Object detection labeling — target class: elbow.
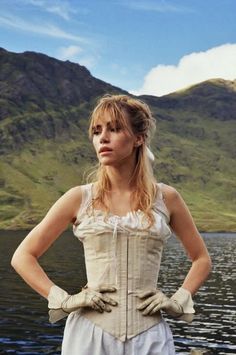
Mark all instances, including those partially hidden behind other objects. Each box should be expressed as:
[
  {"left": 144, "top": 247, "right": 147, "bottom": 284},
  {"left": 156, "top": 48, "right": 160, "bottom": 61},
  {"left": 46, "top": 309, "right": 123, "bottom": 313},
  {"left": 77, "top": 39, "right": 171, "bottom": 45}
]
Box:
[
  {"left": 192, "top": 252, "right": 212, "bottom": 278},
  {"left": 11, "top": 249, "right": 29, "bottom": 271},
  {"left": 11, "top": 248, "right": 37, "bottom": 271},
  {"left": 202, "top": 253, "right": 212, "bottom": 279},
  {"left": 11, "top": 251, "right": 21, "bottom": 270}
]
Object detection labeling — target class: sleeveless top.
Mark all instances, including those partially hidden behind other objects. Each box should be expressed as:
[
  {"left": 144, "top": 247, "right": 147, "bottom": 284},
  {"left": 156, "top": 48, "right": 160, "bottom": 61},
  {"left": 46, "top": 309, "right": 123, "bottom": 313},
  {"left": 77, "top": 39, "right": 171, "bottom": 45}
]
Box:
[{"left": 72, "top": 182, "right": 172, "bottom": 342}]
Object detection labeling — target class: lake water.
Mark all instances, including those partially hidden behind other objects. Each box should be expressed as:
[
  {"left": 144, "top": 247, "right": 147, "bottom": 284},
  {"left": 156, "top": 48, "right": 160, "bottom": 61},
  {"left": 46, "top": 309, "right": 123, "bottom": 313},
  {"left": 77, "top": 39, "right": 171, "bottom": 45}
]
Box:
[{"left": 0, "top": 231, "right": 235, "bottom": 355}]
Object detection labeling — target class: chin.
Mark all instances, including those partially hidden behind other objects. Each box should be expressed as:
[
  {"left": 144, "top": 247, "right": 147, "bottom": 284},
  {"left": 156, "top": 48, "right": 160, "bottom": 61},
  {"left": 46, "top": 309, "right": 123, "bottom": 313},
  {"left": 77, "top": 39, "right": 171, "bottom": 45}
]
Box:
[{"left": 99, "top": 158, "right": 114, "bottom": 166}]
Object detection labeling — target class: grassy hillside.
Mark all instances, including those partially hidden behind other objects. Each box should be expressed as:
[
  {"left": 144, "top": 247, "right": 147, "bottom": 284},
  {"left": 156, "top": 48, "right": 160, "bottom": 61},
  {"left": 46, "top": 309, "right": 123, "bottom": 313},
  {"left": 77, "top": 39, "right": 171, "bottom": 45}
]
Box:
[{"left": 0, "top": 49, "right": 235, "bottom": 231}]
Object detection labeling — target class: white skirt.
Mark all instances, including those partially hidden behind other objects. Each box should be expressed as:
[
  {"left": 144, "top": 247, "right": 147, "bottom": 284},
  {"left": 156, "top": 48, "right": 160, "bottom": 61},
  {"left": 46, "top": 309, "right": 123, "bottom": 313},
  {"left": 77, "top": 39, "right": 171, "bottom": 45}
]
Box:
[{"left": 62, "top": 312, "right": 176, "bottom": 355}]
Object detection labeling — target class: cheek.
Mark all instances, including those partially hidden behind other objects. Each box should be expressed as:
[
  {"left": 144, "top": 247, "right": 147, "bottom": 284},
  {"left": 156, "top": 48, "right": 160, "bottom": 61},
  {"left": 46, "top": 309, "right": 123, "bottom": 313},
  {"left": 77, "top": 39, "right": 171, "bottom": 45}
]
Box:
[
  {"left": 119, "top": 134, "right": 134, "bottom": 149},
  {"left": 116, "top": 141, "right": 134, "bottom": 157},
  {"left": 92, "top": 138, "right": 99, "bottom": 152}
]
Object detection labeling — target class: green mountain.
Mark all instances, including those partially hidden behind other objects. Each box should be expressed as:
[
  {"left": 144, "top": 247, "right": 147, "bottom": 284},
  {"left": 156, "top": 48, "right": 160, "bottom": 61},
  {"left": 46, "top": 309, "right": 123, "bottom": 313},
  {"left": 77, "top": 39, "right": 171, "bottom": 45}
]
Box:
[{"left": 0, "top": 48, "right": 235, "bottom": 231}]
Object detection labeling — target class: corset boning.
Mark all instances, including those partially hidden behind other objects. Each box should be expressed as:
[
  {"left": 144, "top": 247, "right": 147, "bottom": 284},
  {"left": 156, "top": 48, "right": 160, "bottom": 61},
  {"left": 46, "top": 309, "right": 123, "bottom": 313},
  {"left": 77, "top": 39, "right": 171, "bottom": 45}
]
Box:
[{"left": 73, "top": 209, "right": 172, "bottom": 341}]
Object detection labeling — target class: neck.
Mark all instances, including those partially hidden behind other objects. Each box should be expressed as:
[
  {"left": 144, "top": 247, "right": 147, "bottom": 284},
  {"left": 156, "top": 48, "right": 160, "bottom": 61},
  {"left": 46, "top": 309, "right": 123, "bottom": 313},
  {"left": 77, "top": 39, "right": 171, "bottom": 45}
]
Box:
[{"left": 104, "top": 157, "right": 137, "bottom": 193}]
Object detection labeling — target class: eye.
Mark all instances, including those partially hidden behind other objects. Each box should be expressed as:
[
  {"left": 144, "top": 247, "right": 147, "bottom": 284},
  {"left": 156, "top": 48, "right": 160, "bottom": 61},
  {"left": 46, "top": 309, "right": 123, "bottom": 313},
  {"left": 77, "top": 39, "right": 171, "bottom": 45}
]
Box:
[
  {"left": 92, "top": 126, "right": 101, "bottom": 135},
  {"left": 110, "top": 125, "right": 122, "bottom": 132}
]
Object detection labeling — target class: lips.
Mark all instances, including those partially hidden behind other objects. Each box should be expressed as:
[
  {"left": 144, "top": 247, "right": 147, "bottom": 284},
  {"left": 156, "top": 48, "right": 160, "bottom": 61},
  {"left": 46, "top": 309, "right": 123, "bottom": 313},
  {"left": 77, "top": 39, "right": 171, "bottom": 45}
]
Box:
[{"left": 99, "top": 146, "right": 113, "bottom": 153}]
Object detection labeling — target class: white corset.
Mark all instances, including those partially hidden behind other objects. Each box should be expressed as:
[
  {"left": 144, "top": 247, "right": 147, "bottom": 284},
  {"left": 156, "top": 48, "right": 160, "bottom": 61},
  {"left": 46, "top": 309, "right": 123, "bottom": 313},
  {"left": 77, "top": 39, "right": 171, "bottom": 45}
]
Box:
[{"left": 72, "top": 183, "right": 172, "bottom": 341}]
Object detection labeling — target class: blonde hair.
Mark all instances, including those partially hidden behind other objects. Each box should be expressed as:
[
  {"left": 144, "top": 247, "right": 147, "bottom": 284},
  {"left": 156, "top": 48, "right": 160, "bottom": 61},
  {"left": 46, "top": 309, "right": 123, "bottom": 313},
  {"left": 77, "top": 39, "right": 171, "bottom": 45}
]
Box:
[{"left": 87, "top": 94, "right": 158, "bottom": 227}]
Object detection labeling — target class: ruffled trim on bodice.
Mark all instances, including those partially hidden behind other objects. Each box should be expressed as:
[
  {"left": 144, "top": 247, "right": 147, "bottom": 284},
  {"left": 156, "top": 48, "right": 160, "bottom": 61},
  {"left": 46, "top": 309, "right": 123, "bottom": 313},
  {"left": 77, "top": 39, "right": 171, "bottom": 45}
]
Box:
[{"left": 73, "top": 182, "right": 172, "bottom": 242}]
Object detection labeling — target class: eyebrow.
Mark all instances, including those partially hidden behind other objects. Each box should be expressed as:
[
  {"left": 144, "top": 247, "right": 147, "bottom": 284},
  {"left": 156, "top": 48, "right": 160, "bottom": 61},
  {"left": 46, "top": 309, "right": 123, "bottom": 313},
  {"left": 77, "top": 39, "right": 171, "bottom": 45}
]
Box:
[{"left": 92, "top": 121, "right": 115, "bottom": 129}]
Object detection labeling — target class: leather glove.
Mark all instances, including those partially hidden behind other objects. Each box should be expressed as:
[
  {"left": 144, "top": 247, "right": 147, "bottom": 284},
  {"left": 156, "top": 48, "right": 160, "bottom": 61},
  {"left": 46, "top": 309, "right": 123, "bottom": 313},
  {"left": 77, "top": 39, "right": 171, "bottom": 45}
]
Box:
[
  {"left": 137, "top": 287, "right": 195, "bottom": 322},
  {"left": 48, "top": 284, "right": 118, "bottom": 324}
]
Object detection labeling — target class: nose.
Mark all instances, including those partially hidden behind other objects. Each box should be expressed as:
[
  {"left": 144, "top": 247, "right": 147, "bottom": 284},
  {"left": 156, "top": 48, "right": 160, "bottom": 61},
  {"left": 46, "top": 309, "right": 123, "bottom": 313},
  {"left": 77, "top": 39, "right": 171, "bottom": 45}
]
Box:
[{"left": 99, "top": 128, "right": 110, "bottom": 143}]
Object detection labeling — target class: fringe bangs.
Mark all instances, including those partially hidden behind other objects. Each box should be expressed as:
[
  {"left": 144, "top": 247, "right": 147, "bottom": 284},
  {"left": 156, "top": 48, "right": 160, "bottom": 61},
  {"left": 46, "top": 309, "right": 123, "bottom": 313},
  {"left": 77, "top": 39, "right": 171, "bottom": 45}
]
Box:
[{"left": 88, "top": 100, "right": 133, "bottom": 140}]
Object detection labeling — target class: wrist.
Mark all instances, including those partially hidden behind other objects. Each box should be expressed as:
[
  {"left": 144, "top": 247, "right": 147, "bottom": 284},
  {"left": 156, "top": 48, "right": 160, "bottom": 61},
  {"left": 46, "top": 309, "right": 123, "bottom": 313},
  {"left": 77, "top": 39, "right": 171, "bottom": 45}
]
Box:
[
  {"left": 170, "top": 287, "right": 195, "bottom": 322},
  {"left": 47, "top": 285, "right": 72, "bottom": 324},
  {"left": 47, "top": 285, "right": 69, "bottom": 309}
]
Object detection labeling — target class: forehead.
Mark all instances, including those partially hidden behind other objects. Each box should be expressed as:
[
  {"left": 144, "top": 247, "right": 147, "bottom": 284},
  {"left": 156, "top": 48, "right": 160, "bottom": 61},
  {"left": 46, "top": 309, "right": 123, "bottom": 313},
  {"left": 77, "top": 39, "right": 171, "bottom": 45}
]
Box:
[
  {"left": 89, "top": 103, "right": 134, "bottom": 138},
  {"left": 92, "top": 108, "right": 124, "bottom": 125},
  {"left": 91, "top": 110, "right": 132, "bottom": 131},
  {"left": 92, "top": 115, "right": 117, "bottom": 128}
]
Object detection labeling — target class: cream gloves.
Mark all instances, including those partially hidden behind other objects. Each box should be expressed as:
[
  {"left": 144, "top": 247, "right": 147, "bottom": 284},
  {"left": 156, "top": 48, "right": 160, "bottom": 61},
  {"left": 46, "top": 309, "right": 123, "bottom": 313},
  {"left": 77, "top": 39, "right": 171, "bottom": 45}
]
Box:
[
  {"left": 48, "top": 285, "right": 194, "bottom": 323},
  {"left": 137, "top": 287, "right": 195, "bottom": 322},
  {"left": 47, "top": 284, "right": 118, "bottom": 324}
]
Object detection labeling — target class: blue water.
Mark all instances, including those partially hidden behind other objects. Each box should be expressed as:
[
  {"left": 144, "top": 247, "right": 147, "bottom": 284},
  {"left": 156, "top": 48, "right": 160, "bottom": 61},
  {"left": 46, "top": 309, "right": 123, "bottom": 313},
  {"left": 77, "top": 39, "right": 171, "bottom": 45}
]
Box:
[{"left": 0, "top": 231, "right": 235, "bottom": 354}]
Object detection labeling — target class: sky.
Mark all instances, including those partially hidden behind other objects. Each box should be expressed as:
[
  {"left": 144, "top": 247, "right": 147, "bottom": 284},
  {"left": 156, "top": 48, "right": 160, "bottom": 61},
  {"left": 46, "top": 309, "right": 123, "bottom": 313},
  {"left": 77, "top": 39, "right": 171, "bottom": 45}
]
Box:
[{"left": 0, "top": 0, "right": 236, "bottom": 96}]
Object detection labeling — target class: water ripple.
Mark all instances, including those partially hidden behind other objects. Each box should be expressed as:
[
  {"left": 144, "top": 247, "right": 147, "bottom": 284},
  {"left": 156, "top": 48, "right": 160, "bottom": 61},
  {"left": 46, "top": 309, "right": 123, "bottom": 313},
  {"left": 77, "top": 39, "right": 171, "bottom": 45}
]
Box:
[{"left": 1, "top": 231, "right": 235, "bottom": 354}]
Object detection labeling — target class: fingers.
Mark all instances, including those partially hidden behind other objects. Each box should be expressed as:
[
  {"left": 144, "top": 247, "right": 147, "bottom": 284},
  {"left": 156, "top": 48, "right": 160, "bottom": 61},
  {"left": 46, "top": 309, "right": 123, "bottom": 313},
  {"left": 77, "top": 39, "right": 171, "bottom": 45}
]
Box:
[
  {"left": 139, "top": 300, "right": 163, "bottom": 316},
  {"left": 141, "top": 301, "right": 159, "bottom": 315},
  {"left": 149, "top": 300, "right": 171, "bottom": 315},
  {"left": 91, "top": 295, "right": 106, "bottom": 313},
  {"left": 137, "top": 291, "right": 170, "bottom": 315},
  {"left": 104, "top": 304, "right": 112, "bottom": 312},
  {"left": 146, "top": 299, "right": 183, "bottom": 316},
  {"left": 91, "top": 302, "right": 104, "bottom": 313},
  {"left": 90, "top": 285, "right": 118, "bottom": 310},
  {"left": 97, "top": 285, "right": 117, "bottom": 293},
  {"left": 138, "top": 296, "right": 168, "bottom": 315},
  {"left": 137, "top": 290, "right": 156, "bottom": 299},
  {"left": 137, "top": 295, "right": 157, "bottom": 310},
  {"left": 100, "top": 294, "right": 118, "bottom": 307},
  {"left": 91, "top": 294, "right": 117, "bottom": 312}
]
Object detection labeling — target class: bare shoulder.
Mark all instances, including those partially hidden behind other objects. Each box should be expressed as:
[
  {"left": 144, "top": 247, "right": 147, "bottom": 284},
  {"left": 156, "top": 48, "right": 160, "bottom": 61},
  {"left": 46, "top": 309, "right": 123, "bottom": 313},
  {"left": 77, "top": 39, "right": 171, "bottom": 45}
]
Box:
[
  {"left": 160, "top": 183, "right": 179, "bottom": 201},
  {"left": 159, "top": 183, "right": 180, "bottom": 216},
  {"left": 40, "top": 185, "right": 83, "bottom": 226},
  {"left": 62, "top": 185, "right": 83, "bottom": 221},
  {"left": 68, "top": 185, "right": 83, "bottom": 197},
  {"left": 59, "top": 185, "right": 82, "bottom": 201}
]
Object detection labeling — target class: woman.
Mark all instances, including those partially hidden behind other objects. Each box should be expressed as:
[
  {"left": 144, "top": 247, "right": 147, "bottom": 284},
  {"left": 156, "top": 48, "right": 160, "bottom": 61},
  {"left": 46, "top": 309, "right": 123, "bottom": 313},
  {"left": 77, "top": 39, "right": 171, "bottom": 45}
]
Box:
[{"left": 11, "top": 94, "right": 212, "bottom": 355}]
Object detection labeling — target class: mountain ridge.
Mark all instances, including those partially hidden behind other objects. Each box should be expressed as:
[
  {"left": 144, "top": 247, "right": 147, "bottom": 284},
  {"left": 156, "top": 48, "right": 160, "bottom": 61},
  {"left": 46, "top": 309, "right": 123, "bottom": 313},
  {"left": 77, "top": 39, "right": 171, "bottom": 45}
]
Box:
[{"left": 0, "top": 48, "right": 235, "bottom": 231}]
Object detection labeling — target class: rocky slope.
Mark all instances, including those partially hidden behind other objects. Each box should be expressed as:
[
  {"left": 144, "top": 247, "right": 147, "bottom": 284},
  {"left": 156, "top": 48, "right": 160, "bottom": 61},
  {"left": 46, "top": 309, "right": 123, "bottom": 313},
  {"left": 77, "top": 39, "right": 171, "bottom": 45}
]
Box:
[{"left": 0, "top": 48, "right": 235, "bottom": 231}]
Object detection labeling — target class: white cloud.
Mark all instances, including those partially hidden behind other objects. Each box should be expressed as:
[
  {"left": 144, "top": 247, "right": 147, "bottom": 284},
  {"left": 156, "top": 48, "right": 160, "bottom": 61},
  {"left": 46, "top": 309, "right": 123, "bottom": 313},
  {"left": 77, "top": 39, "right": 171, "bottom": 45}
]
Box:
[
  {"left": 131, "top": 44, "right": 236, "bottom": 97},
  {"left": 58, "top": 45, "right": 83, "bottom": 60},
  {"left": 22, "top": 0, "right": 77, "bottom": 20},
  {"left": 57, "top": 46, "right": 96, "bottom": 69},
  {"left": 0, "top": 13, "right": 87, "bottom": 42}
]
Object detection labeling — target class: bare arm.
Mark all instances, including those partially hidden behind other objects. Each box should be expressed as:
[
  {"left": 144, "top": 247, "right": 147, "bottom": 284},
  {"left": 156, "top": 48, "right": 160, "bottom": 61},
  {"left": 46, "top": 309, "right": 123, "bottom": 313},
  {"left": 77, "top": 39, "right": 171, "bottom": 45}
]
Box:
[
  {"left": 11, "top": 186, "right": 82, "bottom": 299},
  {"left": 163, "top": 185, "right": 212, "bottom": 296}
]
